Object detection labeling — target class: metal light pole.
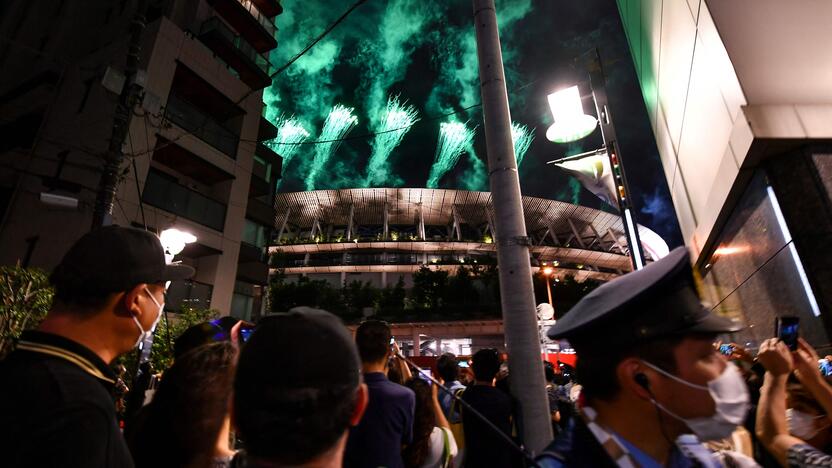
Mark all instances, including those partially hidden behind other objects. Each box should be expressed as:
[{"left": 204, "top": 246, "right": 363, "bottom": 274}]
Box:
[
  {"left": 473, "top": 0, "right": 553, "bottom": 454},
  {"left": 584, "top": 49, "right": 646, "bottom": 270}
]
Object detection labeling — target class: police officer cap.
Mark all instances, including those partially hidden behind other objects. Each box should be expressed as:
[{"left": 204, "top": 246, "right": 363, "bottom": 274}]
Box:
[{"left": 546, "top": 247, "right": 741, "bottom": 352}]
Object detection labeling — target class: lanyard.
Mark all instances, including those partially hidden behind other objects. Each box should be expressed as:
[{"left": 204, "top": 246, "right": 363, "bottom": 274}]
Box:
[{"left": 16, "top": 341, "right": 115, "bottom": 384}]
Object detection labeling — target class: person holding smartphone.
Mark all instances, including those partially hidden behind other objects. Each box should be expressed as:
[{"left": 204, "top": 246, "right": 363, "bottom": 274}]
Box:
[{"left": 757, "top": 337, "right": 832, "bottom": 466}]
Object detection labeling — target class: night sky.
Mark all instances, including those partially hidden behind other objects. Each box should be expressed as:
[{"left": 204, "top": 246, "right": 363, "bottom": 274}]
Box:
[{"left": 265, "top": 0, "right": 683, "bottom": 247}]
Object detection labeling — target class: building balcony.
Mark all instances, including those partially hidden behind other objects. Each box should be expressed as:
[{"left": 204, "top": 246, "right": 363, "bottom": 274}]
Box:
[
  {"left": 239, "top": 241, "right": 267, "bottom": 263},
  {"left": 142, "top": 169, "right": 227, "bottom": 232},
  {"left": 237, "top": 258, "right": 270, "bottom": 285},
  {"left": 165, "top": 93, "right": 239, "bottom": 158},
  {"left": 258, "top": 115, "right": 277, "bottom": 141},
  {"left": 198, "top": 17, "right": 272, "bottom": 90},
  {"left": 250, "top": 0, "right": 282, "bottom": 18},
  {"left": 165, "top": 279, "right": 214, "bottom": 312},
  {"left": 209, "top": 0, "right": 278, "bottom": 53},
  {"left": 246, "top": 195, "right": 276, "bottom": 227}
]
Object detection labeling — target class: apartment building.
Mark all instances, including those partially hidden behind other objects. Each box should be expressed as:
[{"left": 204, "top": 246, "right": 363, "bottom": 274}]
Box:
[{"left": 0, "top": 0, "right": 283, "bottom": 319}]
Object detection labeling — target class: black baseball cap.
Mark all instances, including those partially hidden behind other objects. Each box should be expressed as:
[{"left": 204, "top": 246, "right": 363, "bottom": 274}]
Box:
[
  {"left": 547, "top": 247, "right": 741, "bottom": 353},
  {"left": 50, "top": 226, "right": 194, "bottom": 295},
  {"left": 236, "top": 307, "right": 361, "bottom": 395}
]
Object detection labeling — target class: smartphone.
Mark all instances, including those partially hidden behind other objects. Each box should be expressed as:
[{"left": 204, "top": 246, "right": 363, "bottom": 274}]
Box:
[
  {"left": 719, "top": 344, "right": 735, "bottom": 356},
  {"left": 239, "top": 327, "right": 254, "bottom": 343},
  {"left": 776, "top": 316, "right": 800, "bottom": 351},
  {"left": 458, "top": 361, "right": 469, "bottom": 368},
  {"left": 819, "top": 359, "right": 832, "bottom": 377}
]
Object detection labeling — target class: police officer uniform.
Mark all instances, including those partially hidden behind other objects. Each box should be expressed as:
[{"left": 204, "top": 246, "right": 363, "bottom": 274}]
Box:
[{"left": 535, "top": 247, "right": 758, "bottom": 468}]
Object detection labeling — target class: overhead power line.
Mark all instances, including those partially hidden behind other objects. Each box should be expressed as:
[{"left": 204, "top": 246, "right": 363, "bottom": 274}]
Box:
[{"left": 126, "top": 0, "right": 371, "bottom": 159}]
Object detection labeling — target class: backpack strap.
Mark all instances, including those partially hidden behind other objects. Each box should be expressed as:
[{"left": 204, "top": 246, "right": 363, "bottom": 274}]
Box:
[{"left": 441, "top": 427, "right": 452, "bottom": 468}]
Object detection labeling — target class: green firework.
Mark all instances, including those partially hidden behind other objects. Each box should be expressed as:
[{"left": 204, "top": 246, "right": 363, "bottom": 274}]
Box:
[
  {"left": 305, "top": 105, "right": 358, "bottom": 191},
  {"left": 511, "top": 122, "right": 535, "bottom": 167},
  {"left": 427, "top": 121, "right": 475, "bottom": 188},
  {"left": 366, "top": 96, "right": 419, "bottom": 186},
  {"left": 268, "top": 117, "right": 310, "bottom": 164}
]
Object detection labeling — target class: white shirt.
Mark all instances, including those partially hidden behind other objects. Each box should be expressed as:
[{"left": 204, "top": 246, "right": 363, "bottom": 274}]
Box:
[{"left": 419, "top": 426, "right": 459, "bottom": 468}]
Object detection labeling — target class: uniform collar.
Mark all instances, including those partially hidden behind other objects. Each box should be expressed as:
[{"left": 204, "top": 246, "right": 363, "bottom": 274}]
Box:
[{"left": 17, "top": 330, "right": 117, "bottom": 385}]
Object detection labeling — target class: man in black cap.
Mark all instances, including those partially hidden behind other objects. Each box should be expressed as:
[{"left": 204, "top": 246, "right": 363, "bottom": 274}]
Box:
[
  {"left": 536, "top": 247, "right": 757, "bottom": 467},
  {"left": 233, "top": 307, "right": 369, "bottom": 467},
  {"left": 0, "top": 226, "right": 193, "bottom": 467}
]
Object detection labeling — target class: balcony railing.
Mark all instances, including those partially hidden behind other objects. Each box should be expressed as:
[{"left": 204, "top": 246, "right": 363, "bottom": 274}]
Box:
[
  {"left": 165, "top": 93, "right": 239, "bottom": 158},
  {"left": 142, "top": 170, "right": 227, "bottom": 231},
  {"left": 200, "top": 17, "right": 273, "bottom": 78},
  {"left": 234, "top": 0, "right": 276, "bottom": 38}
]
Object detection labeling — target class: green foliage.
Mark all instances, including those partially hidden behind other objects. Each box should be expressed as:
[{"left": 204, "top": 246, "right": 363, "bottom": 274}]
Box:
[
  {"left": 532, "top": 273, "right": 602, "bottom": 319},
  {"left": 120, "top": 305, "right": 219, "bottom": 376},
  {"left": 378, "top": 276, "right": 407, "bottom": 315},
  {"left": 445, "top": 266, "right": 478, "bottom": 310},
  {"left": 411, "top": 265, "right": 449, "bottom": 310},
  {"left": 342, "top": 280, "right": 379, "bottom": 315},
  {"left": 268, "top": 275, "right": 342, "bottom": 313},
  {"left": 0, "top": 266, "right": 53, "bottom": 359}
]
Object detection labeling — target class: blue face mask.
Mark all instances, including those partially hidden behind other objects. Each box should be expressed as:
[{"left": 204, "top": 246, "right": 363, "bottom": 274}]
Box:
[{"left": 132, "top": 288, "right": 163, "bottom": 349}]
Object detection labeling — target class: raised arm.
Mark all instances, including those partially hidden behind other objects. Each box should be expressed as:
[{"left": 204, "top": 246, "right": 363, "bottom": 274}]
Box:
[
  {"left": 756, "top": 338, "right": 807, "bottom": 467},
  {"left": 793, "top": 338, "right": 832, "bottom": 425}
]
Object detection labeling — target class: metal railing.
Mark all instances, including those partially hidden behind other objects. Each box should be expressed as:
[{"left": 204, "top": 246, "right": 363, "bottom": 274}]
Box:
[
  {"left": 142, "top": 170, "right": 227, "bottom": 231},
  {"left": 234, "top": 0, "right": 276, "bottom": 38},
  {"left": 165, "top": 93, "right": 239, "bottom": 158},
  {"left": 200, "top": 17, "right": 272, "bottom": 77}
]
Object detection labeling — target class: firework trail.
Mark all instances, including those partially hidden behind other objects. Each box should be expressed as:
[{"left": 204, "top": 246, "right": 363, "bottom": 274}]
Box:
[
  {"left": 427, "top": 121, "right": 474, "bottom": 188},
  {"left": 365, "top": 96, "right": 419, "bottom": 186},
  {"left": 305, "top": 105, "right": 358, "bottom": 190},
  {"left": 511, "top": 122, "right": 534, "bottom": 167},
  {"left": 267, "top": 117, "right": 310, "bottom": 188}
]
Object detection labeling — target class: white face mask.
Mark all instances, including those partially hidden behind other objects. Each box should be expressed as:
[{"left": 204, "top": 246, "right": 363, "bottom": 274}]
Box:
[
  {"left": 787, "top": 408, "right": 829, "bottom": 440},
  {"left": 642, "top": 361, "right": 750, "bottom": 441},
  {"left": 132, "top": 287, "right": 164, "bottom": 349}
]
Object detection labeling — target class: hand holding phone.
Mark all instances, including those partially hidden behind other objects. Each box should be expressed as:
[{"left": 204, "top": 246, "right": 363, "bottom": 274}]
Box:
[
  {"left": 719, "top": 344, "right": 735, "bottom": 356},
  {"left": 776, "top": 316, "right": 800, "bottom": 351}
]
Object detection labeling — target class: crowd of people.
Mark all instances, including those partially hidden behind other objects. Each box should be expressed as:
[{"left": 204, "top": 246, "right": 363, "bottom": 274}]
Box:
[{"left": 3, "top": 228, "right": 832, "bottom": 468}]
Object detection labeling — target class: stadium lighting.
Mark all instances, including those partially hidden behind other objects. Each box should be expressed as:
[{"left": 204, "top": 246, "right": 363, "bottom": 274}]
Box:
[{"left": 545, "top": 86, "right": 598, "bottom": 143}]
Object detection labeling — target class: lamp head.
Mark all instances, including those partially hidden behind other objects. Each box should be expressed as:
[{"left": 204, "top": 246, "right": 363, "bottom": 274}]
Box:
[{"left": 545, "top": 85, "right": 598, "bottom": 143}]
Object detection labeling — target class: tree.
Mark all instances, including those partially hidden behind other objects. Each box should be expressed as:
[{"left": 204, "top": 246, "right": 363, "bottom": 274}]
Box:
[
  {"left": 378, "top": 275, "right": 406, "bottom": 316},
  {"left": 342, "top": 280, "right": 378, "bottom": 315},
  {"left": 120, "top": 305, "right": 219, "bottom": 377},
  {"left": 445, "top": 266, "right": 478, "bottom": 313},
  {"left": 268, "top": 275, "right": 342, "bottom": 313},
  {"left": 0, "top": 266, "right": 53, "bottom": 359},
  {"left": 412, "top": 266, "right": 449, "bottom": 311}
]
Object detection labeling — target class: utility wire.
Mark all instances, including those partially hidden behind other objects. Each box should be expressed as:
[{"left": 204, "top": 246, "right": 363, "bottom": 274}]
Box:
[{"left": 126, "top": 0, "right": 371, "bottom": 159}]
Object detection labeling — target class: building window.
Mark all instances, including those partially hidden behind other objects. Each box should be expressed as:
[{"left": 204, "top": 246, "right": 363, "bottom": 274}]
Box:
[{"left": 242, "top": 218, "right": 268, "bottom": 248}]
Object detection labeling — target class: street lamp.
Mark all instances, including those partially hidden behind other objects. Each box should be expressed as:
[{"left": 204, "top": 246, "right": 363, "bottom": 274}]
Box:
[
  {"left": 545, "top": 85, "right": 598, "bottom": 144},
  {"left": 542, "top": 266, "right": 554, "bottom": 306},
  {"left": 543, "top": 50, "right": 646, "bottom": 270},
  {"left": 159, "top": 228, "right": 196, "bottom": 263}
]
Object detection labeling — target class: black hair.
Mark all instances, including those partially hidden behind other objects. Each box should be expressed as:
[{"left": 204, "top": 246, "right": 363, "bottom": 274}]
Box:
[
  {"left": 437, "top": 353, "right": 460, "bottom": 383},
  {"left": 403, "top": 378, "right": 436, "bottom": 467},
  {"left": 50, "top": 279, "right": 117, "bottom": 312},
  {"left": 471, "top": 348, "right": 501, "bottom": 382},
  {"left": 544, "top": 361, "right": 556, "bottom": 382},
  {"left": 576, "top": 334, "right": 687, "bottom": 402},
  {"left": 234, "top": 348, "right": 359, "bottom": 465},
  {"left": 126, "top": 342, "right": 237, "bottom": 468},
  {"left": 355, "top": 319, "right": 391, "bottom": 364}
]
